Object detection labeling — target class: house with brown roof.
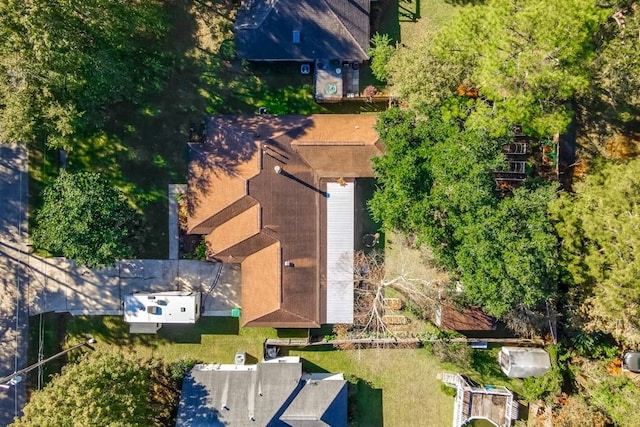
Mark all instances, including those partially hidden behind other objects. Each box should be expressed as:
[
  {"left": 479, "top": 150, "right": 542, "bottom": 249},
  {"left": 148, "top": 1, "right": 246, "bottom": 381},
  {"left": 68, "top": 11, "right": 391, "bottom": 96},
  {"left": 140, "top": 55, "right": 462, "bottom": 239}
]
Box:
[{"left": 187, "top": 114, "right": 383, "bottom": 328}]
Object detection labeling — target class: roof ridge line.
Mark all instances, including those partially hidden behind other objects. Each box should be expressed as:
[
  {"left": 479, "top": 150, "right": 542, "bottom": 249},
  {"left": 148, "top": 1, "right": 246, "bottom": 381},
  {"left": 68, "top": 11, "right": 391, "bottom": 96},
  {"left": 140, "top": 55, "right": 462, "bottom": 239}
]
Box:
[{"left": 323, "top": 0, "right": 369, "bottom": 60}]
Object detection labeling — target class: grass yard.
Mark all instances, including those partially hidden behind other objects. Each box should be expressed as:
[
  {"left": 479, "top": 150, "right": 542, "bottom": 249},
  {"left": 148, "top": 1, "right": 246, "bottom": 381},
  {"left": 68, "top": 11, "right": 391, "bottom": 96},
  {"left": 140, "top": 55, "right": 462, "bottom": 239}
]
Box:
[
  {"left": 398, "top": 0, "right": 461, "bottom": 46},
  {"left": 290, "top": 347, "right": 454, "bottom": 427},
  {"left": 64, "top": 316, "right": 276, "bottom": 364}
]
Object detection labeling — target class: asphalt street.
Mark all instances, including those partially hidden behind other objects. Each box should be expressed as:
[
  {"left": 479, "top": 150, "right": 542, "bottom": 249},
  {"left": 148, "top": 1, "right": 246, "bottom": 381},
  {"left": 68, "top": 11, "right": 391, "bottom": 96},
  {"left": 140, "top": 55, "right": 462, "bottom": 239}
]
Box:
[{"left": 0, "top": 143, "right": 29, "bottom": 426}]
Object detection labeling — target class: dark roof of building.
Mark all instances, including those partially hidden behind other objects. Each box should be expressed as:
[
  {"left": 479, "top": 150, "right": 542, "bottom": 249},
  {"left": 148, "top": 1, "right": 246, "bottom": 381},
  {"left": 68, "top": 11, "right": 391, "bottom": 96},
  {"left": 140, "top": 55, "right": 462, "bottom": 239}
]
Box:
[
  {"left": 187, "top": 115, "right": 381, "bottom": 328},
  {"left": 438, "top": 303, "right": 496, "bottom": 332},
  {"left": 175, "top": 361, "right": 347, "bottom": 427},
  {"left": 235, "top": 0, "right": 371, "bottom": 61}
]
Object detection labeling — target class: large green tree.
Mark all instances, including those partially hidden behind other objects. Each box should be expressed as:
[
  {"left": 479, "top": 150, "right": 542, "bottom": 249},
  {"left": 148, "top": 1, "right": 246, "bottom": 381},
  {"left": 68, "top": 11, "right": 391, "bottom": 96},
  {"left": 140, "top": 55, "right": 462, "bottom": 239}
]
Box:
[
  {"left": 389, "top": 0, "right": 611, "bottom": 136},
  {"left": 0, "top": 0, "right": 170, "bottom": 148},
  {"left": 370, "top": 106, "right": 503, "bottom": 268},
  {"left": 550, "top": 158, "right": 640, "bottom": 345},
  {"left": 33, "top": 170, "right": 141, "bottom": 267},
  {"left": 456, "top": 185, "right": 558, "bottom": 317},
  {"left": 10, "top": 352, "right": 192, "bottom": 427},
  {"left": 591, "top": 3, "right": 640, "bottom": 122},
  {"left": 371, "top": 108, "right": 558, "bottom": 318}
]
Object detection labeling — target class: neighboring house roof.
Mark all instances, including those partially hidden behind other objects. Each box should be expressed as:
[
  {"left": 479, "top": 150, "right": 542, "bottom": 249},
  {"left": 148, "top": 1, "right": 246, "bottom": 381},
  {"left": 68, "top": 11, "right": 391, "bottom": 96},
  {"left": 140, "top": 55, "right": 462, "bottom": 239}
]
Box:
[
  {"left": 436, "top": 302, "right": 496, "bottom": 332},
  {"left": 499, "top": 347, "right": 551, "bottom": 378},
  {"left": 187, "top": 114, "right": 381, "bottom": 328},
  {"left": 175, "top": 358, "right": 347, "bottom": 427},
  {"left": 235, "top": 0, "right": 371, "bottom": 61}
]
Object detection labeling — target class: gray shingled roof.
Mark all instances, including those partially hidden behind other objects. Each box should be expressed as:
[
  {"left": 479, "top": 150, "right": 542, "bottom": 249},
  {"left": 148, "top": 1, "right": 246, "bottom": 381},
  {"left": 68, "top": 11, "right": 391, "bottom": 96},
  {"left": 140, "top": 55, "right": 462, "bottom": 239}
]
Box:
[
  {"left": 175, "top": 361, "right": 347, "bottom": 427},
  {"left": 235, "top": 0, "right": 370, "bottom": 61}
]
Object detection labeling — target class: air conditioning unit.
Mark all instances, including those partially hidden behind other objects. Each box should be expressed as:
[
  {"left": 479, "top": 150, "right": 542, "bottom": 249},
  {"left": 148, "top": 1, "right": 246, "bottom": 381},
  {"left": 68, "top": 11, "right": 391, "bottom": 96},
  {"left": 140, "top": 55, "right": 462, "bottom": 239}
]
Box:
[{"left": 235, "top": 352, "right": 246, "bottom": 365}]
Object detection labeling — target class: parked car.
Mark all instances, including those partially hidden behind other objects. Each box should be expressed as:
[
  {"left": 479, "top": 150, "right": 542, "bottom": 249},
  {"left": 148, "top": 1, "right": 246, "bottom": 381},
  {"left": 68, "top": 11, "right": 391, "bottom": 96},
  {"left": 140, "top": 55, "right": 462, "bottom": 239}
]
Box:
[
  {"left": 623, "top": 351, "right": 640, "bottom": 373},
  {"left": 498, "top": 347, "right": 551, "bottom": 378}
]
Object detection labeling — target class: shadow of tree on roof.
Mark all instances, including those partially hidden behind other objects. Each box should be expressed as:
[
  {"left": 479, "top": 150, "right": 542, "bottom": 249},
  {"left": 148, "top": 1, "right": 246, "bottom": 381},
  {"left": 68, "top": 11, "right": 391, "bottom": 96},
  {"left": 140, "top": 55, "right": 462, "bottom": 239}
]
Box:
[
  {"left": 187, "top": 115, "right": 315, "bottom": 217},
  {"left": 173, "top": 379, "right": 224, "bottom": 426}
]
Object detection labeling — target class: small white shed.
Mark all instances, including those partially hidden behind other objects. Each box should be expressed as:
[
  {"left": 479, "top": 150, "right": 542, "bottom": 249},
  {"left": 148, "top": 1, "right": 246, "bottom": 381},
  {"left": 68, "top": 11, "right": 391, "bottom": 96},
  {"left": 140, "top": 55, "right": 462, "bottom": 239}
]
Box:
[
  {"left": 124, "top": 291, "right": 202, "bottom": 327},
  {"left": 499, "top": 347, "right": 551, "bottom": 378}
]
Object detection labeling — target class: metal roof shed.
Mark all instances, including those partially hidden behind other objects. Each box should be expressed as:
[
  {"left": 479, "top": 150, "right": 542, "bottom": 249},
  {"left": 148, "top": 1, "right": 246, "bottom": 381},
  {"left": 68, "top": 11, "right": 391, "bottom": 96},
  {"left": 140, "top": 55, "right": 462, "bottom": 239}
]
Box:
[{"left": 499, "top": 347, "right": 551, "bottom": 378}]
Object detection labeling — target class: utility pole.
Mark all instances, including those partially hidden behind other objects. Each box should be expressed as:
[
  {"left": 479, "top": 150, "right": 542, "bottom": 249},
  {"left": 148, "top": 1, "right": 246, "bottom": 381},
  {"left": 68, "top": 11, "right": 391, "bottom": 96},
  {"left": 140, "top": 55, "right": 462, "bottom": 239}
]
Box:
[{"left": 0, "top": 336, "right": 96, "bottom": 389}]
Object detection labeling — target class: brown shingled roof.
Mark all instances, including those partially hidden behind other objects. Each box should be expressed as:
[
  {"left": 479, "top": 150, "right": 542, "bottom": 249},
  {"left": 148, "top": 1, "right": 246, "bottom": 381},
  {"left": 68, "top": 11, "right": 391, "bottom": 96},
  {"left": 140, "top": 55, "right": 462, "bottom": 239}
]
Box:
[
  {"left": 205, "top": 203, "right": 261, "bottom": 254},
  {"left": 291, "top": 114, "right": 379, "bottom": 145},
  {"left": 438, "top": 303, "right": 496, "bottom": 332},
  {"left": 187, "top": 114, "right": 382, "bottom": 328},
  {"left": 241, "top": 241, "right": 282, "bottom": 325},
  {"left": 186, "top": 131, "right": 260, "bottom": 234}
]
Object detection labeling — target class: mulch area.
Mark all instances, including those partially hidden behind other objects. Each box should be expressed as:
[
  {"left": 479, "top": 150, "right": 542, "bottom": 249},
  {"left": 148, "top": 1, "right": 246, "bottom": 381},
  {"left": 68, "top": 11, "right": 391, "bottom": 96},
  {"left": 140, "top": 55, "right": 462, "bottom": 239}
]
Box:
[{"left": 178, "top": 196, "right": 201, "bottom": 258}]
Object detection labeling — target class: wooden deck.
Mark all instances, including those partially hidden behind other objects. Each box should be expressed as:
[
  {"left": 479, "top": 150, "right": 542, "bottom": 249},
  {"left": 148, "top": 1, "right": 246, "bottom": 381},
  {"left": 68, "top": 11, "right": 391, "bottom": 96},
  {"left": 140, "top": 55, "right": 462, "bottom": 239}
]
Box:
[{"left": 469, "top": 393, "right": 508, "bottom": 426}]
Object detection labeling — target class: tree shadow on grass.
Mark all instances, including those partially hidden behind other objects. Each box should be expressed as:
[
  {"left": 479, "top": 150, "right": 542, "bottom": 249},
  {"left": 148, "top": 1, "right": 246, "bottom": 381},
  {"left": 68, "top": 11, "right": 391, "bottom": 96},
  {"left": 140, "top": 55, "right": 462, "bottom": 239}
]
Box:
[
  {"left": 65, "top": 315, "right": 162, "bottom": 350},
  {"left": 160, "top": 317, "right": 239, "bottom": 343},
  {"left": 347, "top": 377, "right": 384, "bottom": 427},
  {"left": 470, "top": 348, "right": 511, "bottom": 384}
]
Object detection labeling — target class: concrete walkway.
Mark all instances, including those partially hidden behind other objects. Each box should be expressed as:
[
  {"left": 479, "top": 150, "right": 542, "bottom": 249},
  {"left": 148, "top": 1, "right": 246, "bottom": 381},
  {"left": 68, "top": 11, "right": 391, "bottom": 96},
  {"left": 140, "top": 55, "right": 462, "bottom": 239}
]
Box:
[{"left": 0, "top": 144, "right": 29, "bottom": 425}]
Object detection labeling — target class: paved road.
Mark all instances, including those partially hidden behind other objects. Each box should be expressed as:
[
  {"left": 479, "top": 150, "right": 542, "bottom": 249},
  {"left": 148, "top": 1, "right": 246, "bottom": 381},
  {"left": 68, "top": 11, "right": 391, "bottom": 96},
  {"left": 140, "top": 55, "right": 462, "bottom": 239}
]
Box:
[{"left": 0, "top": 144, "right": 28, "bottom": 426}]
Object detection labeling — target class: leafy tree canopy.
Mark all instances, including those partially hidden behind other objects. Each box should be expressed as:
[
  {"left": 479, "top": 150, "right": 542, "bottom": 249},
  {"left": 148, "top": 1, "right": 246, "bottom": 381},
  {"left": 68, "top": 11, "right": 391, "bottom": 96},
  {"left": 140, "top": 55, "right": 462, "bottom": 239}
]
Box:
[
  {"left": 10, "top": 351, "right": 194, "bottom": 427},
  {"left": 456, "top": 185, "right": 558, "bottom": 317},
  {"left": 33, "top": 170, "right": 141, "bottom": 267},
  {"left": 389, "top": 0, "right": 611, "bottom": 136},
  {"left": 0, "top": 0, "right": 170, "bottom": 148},
  {"left": 371, "top": 108, "right": 558, "bottom": 318},
  {"left": 368, "top": 33, "right": 395, "bottom": 83},
  {"left": 590, "top": 3, "right": 640, "bottom": 123},
  {"left": 550, "top": 158, "right": 640, "bottom": 345}
]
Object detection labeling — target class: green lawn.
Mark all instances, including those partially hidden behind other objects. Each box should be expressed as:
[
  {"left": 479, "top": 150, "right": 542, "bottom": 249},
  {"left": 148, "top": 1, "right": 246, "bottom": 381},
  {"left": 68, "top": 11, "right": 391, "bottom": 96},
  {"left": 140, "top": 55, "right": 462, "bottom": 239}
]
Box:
[
  {"left": 399, "top": 0, "right": 461, "bottom": 46},
  {"left": 64, "top": 316, "right": 275, "bottom": 364}
]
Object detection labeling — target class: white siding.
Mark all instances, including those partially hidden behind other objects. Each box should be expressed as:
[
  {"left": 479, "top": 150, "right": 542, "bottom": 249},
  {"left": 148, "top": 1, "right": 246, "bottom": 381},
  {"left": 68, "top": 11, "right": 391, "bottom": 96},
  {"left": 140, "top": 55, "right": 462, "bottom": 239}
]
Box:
[{"left": 326, "top": 182, "right": 354, "bottom": 324}]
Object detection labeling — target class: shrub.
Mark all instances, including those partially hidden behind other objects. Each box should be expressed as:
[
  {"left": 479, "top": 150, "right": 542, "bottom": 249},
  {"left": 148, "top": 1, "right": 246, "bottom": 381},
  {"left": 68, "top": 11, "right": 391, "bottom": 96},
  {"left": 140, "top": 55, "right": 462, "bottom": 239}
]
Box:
[
  {"left": 168, "top": 358, "right": 198, "bottom": 381},
  {"left": 440, "top": 382, "right": 457, "bottom": 396},
  {"left": 192, "top": 237, "right": 207, "bottom": 260},
  {"left": 368, "top": 33, "right": 395, "bottom": 82},
  {"left": 570, "top": 332, "right": 618, "bottom": 360},
  {"left": 521, "top": 367, "right": 563, "bottom": 402},
  {"left": 431, "top": 341, "right": 473, "bottom": 367}
]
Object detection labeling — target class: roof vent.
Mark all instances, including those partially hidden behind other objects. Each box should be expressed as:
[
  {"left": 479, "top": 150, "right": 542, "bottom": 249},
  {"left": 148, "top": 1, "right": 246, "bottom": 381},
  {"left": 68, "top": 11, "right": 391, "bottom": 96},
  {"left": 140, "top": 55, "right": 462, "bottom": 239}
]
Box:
[{"left": 293, "top": 30, "right": 301, "bottom": 44}]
